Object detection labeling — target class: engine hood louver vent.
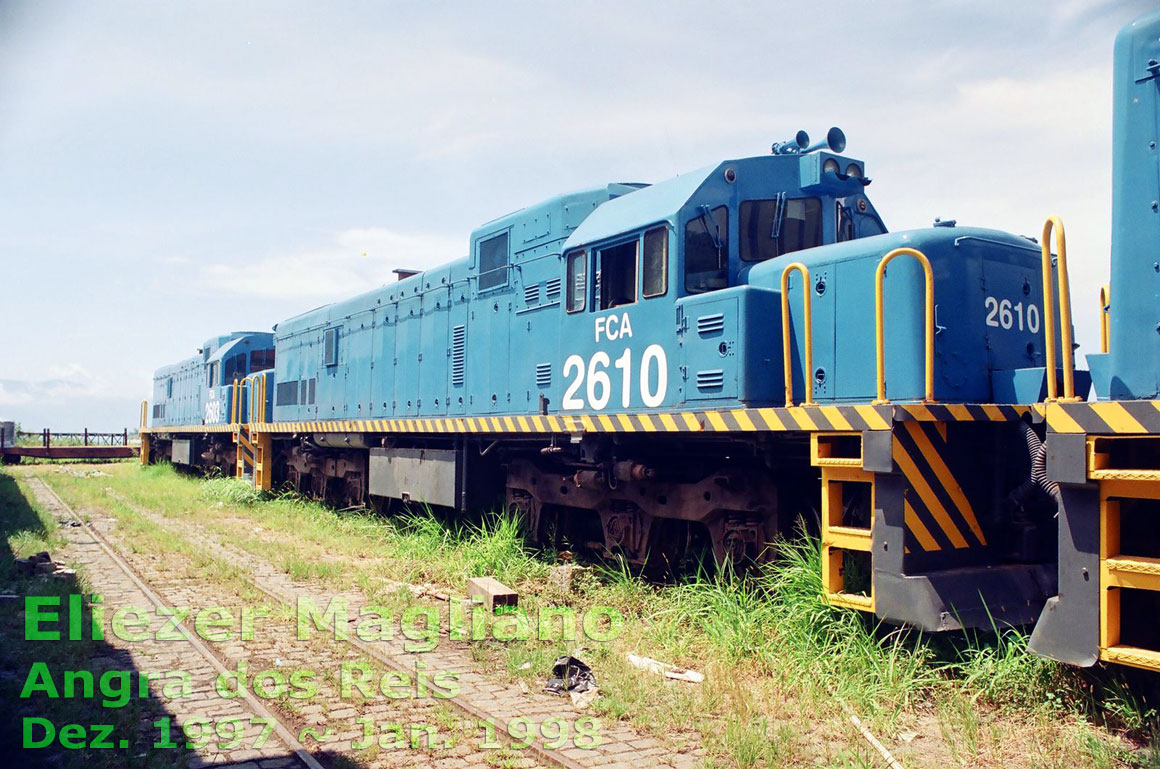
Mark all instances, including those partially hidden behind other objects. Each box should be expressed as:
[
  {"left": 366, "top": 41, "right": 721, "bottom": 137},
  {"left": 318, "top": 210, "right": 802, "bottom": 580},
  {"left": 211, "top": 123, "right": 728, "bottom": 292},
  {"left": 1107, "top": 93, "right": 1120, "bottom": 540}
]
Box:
[
  {"left": 451, "top": 325, "right": 466, "bottom": 386},
  {"left": 696, "top": 369, "right": 725, "bottom": 390},
  {"left": 697, "top": 313, "right": 725, "bottom": 335}
]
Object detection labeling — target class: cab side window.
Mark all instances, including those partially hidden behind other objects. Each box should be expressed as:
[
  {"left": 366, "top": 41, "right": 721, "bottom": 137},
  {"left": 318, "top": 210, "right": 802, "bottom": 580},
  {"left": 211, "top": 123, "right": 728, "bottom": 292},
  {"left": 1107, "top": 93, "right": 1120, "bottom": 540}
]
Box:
[
  {"left": 642, "top": 226, "right": 667, "bottom": 297},
  {"left": 565, "top": 250, "right": 586, "bottom": 313},
  {"left": 685, "top": 206, "right": 728, "bottom": 293},
  {"left": 223, "top": 352, "right": 246, "bottom": 383},
  {"left": 599, "top": 241, "right": 638, "bottom": 310}
]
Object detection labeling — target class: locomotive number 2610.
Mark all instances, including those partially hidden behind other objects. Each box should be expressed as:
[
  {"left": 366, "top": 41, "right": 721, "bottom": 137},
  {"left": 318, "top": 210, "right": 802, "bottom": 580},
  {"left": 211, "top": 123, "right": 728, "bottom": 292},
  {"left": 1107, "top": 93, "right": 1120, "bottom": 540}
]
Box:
[{"left": 561, "top": 345, "right": 668, "bottom": 411}]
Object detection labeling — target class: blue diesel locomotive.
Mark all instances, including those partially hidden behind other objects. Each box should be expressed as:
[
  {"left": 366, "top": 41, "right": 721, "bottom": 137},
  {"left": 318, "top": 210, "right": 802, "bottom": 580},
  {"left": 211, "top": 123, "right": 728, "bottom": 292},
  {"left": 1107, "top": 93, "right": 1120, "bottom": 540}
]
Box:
[
  {"left": 148, "top": 331, "right": 274, "bottom": 471},
  {"left": 144, "top": 10, "right": 1160, "bottom": 673}
]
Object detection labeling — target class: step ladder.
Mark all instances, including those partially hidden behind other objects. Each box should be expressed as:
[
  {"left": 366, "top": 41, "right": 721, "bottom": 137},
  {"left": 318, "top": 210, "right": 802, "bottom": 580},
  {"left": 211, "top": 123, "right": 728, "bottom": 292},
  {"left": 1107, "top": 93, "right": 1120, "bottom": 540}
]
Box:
[
  {"left": 814, "top": 433, "right": 875, "bottom": 611},
  {"left": 232, "top": 374, "right": 273, "bottom": 492},
  {"left": 1091, "top": 436, "right": 1160, "bottom": 671}
]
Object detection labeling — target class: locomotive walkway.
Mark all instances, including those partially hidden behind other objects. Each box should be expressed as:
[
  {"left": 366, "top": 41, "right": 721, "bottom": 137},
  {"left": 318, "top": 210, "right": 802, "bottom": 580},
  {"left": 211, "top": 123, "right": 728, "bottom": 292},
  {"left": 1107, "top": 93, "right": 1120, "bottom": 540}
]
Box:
[{"left": 34, "top": 474, "right": 701, "bottom": 768}]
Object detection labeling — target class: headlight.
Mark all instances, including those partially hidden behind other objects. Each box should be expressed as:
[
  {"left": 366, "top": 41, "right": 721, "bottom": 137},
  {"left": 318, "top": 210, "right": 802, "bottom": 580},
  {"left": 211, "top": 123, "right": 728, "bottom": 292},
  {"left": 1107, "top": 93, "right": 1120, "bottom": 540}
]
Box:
[
  {"left": 823, "top": 158, "right": 840, "bottom": 174},
  {"left": 845, "top": 163, "right": 863, "bottom": 178}
]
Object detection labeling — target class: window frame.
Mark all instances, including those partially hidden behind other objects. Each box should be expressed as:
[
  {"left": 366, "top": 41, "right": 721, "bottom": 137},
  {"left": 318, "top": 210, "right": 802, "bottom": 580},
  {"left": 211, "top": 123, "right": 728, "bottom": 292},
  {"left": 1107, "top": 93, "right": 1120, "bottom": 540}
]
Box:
[
  {"left": 565, "top": 249, "right": 587, "bottom": 313},
  {"left": 597, "top": 238, "right": 639, "bottom": 311},
  {"left": 684, "top": 205, "right": 730, "bottom": 294},
  {"left": 250, "top": 349, "right": 274, "bottom": 372},
  {"left": 477, "top": 230, "right": 511, "bottom": 293},
  {"left": 642, "top": 225, "right": 669, "bottom": 298},
  {"left": 738, "top": 196, "right": 823, "bottom": 263}
]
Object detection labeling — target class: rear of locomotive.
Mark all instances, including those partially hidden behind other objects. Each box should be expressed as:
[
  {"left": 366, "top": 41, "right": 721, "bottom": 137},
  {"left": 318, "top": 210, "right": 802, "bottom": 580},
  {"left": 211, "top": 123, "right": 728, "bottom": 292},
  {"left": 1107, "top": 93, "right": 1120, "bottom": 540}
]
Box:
[
  {"left": 725, "top": 155, "right": 1082, "bottom": 630},
  {"left": 754, "top": 7, "right": 1160, "bottom": 663}
]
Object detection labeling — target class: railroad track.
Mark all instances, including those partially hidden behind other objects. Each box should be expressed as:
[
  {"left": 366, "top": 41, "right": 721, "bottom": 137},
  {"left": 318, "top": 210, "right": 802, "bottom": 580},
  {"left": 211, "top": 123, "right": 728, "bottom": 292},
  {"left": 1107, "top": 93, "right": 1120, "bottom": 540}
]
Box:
[
  {"left": 30, "top": 477, "right": 694, "bottom": 768},
  {"left": 27, "top": 477, "right": 327, "bottom": 769}
]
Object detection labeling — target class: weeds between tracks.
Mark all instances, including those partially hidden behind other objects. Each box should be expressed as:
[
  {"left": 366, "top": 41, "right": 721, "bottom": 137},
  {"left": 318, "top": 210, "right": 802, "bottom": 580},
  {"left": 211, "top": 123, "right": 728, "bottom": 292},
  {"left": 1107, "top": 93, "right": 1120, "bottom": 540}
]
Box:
[{"left": 11, "top": 462, "right": 1160, "bottom": 768}]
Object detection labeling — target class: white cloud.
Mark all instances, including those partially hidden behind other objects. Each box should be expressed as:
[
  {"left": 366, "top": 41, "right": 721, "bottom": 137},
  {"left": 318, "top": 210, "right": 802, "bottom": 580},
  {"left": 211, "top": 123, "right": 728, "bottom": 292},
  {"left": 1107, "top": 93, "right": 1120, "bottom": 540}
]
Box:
[
  {"left": 0, "top": 364, "right": 134, "bottom": 407},
  {"left": 200, "top": 227, "right": 464, "bottom": 301}
]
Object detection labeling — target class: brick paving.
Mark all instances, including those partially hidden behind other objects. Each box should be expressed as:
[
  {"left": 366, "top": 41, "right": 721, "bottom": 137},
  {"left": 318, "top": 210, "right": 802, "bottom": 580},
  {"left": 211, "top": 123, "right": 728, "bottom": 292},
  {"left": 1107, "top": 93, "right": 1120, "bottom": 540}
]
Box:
[
  {"left": 30, "top": 478, "right": 547, "bottom": 768},
  {"left": 43, "top": 479, "right": 704, "bottom": 768},
  {"left": 25, "top": 478, "right": 301, "bottom": 768}
]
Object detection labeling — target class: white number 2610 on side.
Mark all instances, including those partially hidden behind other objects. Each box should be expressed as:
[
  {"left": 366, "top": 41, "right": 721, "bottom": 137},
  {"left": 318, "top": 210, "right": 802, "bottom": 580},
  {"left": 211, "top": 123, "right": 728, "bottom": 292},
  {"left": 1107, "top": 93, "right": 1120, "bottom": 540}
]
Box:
[{"left": 984, "top": 295, "right": 1040, "bottom": 333}]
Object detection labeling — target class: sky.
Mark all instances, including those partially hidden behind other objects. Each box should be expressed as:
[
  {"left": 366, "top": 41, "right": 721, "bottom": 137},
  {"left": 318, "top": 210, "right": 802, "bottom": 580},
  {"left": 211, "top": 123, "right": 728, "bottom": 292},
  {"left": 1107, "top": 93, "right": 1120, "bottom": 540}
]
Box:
[{"left": 0, "top": 0, "right": 1153, "bottom": 431}]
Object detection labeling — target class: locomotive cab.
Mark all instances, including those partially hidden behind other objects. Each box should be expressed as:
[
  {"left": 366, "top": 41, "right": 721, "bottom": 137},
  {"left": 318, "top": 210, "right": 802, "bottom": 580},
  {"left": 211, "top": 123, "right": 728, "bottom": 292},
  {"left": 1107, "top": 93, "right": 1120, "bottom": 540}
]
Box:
[
  {"left": 683, "top": 151, "right": 887, "bottom": 295},
  {"left": 565, "top": 145, "right": 887, "bottom": 304},
  {"left": 201, "top": 331, "right": 276, "bottom": 426},
  {"left": 560, "top": 146, "right": 891, "bottom": 412}
]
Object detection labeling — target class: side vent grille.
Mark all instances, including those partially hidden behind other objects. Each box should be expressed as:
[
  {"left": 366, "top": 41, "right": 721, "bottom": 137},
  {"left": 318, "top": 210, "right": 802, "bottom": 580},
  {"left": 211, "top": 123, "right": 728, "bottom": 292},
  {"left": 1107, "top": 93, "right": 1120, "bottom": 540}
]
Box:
[
  {"left": 545, "top": 277, "right": 562, "bottom": 298},
  {"left": 535, "top": 362, "right": 552, "bottom": 388},
  {"left": 696, "top": 370, "right": 725, "bottom": 390},
  {"left": 451, "top": 325, "right": 466, "bottom": 386},
  {"left": 524, "top": 283, "right": 541, "bottom": 304},
  {"left": 697, "top": 313, "right": 726, "bottom": 335}
]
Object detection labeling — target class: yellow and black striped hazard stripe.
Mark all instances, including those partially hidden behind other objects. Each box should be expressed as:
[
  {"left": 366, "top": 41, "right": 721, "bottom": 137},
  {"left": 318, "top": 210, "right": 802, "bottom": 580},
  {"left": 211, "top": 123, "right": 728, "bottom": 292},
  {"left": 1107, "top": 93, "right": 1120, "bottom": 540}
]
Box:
[
  {"left": 141, "top": 401, "right": 1047, "bottom": 437},
  {"left": 246, "top": 405, "right": 894, "bottom": 435},
  {"left": 892, "top": 421, "right": 988, "bottom": 553},
  {"left": 1045, "top": 401, "right": 1160, "bottom": 434},
  {"left": 895, "top": 403, "right": 1036, "bottom": 423},
  {"left": 140, "top": 424, "right": 236, "bottom": 435}
]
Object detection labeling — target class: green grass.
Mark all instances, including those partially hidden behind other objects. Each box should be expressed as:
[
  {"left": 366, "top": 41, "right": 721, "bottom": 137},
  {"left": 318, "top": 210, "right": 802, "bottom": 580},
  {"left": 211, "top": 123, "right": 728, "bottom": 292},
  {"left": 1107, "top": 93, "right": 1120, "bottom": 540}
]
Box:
[
  {"left": 201, "top": 474, "right": 270, "bottom": 505},
  {"left": 0, "top": 469, "right": 190, "bottom": 768},
  {"left": 14, "top": 462, "right": 1160, "bottom": 767}
]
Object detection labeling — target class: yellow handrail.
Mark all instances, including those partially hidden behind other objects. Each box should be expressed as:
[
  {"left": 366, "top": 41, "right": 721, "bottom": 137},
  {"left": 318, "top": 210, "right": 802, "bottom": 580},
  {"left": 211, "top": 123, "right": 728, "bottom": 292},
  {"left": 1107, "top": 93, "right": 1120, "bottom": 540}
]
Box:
[
  {"left": 230, "top": 379, "right": 240, "bottom": 424},
  {"left": 140, "top": 400, "right": 148, "bottom": 429},
  {"left": 874, "top": 247, "right": 935, "bottom": 404},
  {"left": 780, "top": 262, "right": 815, "bottom": 406},
  {"left": 1100, "top": 283, "right": 1110, "bottom": 355},
  {"left": 1041, "top": 216, "right": 1079, "bottom": 401},
  {"left": 251, "top": 373, "right": 267, "bottom": 424},
  {"left": 237, "top": 373, "right": 261, "bottom": 425}
]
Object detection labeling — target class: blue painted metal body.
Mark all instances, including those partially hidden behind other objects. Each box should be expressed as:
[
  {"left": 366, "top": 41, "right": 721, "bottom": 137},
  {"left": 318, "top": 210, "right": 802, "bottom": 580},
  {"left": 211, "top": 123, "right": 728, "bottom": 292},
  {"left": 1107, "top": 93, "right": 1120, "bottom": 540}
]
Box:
[
  {"left": 1088, "top": 8, "right": 1160, "bottom": 400},
  {"left": 271, "top": 148, "right": 1076, "bottom": 422},
  {"left": 271, "top": 186, "right": 641, "bottom": 422},
  {"left": 150, "top": 332, "right": 275, "bottom": 427},
  {"left": 750, "top": 226, "right": 1069, "bottom": 404}
]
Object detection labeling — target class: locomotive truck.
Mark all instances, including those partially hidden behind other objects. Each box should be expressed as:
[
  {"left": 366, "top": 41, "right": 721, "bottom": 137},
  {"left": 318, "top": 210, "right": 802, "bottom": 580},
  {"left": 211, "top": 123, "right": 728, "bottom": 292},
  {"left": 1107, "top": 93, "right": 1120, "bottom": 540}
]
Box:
[{"left": 141, "top": 10, "right": 1160, "bottom": 673}]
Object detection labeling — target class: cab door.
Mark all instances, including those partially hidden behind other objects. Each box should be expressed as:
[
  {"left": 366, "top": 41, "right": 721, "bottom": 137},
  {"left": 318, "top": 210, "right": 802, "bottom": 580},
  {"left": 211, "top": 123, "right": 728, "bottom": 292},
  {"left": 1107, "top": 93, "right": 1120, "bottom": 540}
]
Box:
[{"left": 558, "top": 226, "right": 676, "bottom": 415}]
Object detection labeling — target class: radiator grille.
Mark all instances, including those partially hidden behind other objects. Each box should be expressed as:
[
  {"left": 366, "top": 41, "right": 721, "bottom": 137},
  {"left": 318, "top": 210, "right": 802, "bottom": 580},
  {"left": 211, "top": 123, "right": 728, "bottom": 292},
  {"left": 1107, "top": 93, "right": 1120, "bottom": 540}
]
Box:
[
  {"left": 545, "top": 277, "right": 562, "bottom": 298},
  {"left": 451, "top": 325, "right": 466, "bottom": 386},
  {"left": 524, "top": 284, "right": 541, "bottom": 304}
]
